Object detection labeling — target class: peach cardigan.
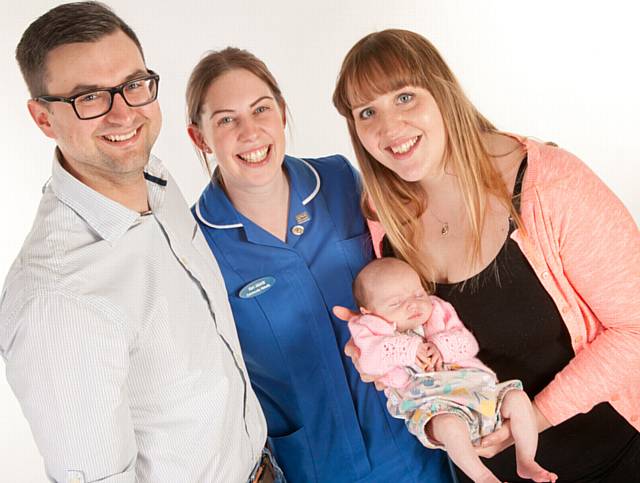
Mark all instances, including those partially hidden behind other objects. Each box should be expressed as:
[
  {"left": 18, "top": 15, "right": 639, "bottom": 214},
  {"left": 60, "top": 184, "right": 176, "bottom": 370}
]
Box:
[{"left": 368, "top": 137, "right": 640, "bottom": 431}]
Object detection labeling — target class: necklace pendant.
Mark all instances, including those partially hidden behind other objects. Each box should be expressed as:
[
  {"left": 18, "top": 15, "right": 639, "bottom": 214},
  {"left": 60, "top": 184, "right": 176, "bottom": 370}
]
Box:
[{"left": 441, "top": 223, "right": 449, "bottom": 236}]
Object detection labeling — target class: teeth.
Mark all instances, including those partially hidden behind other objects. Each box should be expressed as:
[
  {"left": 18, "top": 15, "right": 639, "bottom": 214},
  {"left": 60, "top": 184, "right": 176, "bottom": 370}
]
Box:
[
  {"left": 238, "top": 146, "right": 269, "bottom": 163},
  {"left": 390, "top": 137, "right": 418, "bottom": 154},
  {"left": 103, "top": 129, "right": 137, "bottom": 142}
]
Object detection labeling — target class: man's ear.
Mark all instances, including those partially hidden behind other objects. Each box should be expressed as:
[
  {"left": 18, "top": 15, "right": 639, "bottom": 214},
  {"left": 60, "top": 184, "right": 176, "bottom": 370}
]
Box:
[
  {"left": 27, "top": 99, "right": 56, "bottom": 139},
  {"left": 187, "top": 124, "right": 212, "bottom": 153}
]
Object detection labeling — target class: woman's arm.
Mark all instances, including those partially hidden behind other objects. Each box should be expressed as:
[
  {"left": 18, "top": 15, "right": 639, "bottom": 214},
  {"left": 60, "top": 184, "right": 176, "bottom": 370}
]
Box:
[
  {"left": 476, "top": 400, "right": 552, "bottom": 457},
  {"left": 528, "top": 146, "right": 640, "bottom": 427}
]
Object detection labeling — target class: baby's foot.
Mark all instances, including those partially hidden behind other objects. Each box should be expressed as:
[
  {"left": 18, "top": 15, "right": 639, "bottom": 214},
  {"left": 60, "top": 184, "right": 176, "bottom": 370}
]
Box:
[{"left": 516, "top": 460, "right": 558, "bottom": 482}]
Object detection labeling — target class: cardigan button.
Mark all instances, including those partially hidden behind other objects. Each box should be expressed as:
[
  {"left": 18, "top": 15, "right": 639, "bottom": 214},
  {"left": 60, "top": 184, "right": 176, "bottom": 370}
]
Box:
[
  {"left": 611, "top": 393, "right": 620, "bottom": 401},
  {"left": 291, "top": 225, "right": 305, "bottom": 236}
]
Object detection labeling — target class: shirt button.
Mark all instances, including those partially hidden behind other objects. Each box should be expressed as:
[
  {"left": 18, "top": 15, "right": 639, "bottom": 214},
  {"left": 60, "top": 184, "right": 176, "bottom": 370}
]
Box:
[
  {"left": 611, "top": 393, "right": 620, "bottom": 401},
  {"left": 573, "top": 335, "right": 583, "bottom": 344},
  {"left": 541, "top": 271, "right": 550, "bottom": 280},
  {"left": 291, "top": 225, "right": 305, "bottom": 236},
  {"left": 631, "top": 415, "right": 638, "bottom": 422},
  {"left": 66, "top": 472, "right": 84, "bottom": 483}
]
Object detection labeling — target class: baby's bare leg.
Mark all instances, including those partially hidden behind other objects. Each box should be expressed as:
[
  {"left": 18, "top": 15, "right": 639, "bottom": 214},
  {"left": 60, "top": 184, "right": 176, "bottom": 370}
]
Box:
[
  {"left": 500, "top": 390, "right": 557, "bottom": 482},
  {"left": 429, "top": 413, "right": 500, "bottom": 483}
]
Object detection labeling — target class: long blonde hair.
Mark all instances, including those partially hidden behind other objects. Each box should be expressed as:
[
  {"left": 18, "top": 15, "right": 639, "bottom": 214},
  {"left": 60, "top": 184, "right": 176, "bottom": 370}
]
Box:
[{"left": 333, "top": 29, "right": 520, "bottom": 290}]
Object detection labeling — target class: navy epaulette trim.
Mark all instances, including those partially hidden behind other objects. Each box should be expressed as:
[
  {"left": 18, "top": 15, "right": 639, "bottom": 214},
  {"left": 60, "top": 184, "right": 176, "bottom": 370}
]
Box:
[{"left": 144, "top": 172, "right": 167, "bottom": 186}]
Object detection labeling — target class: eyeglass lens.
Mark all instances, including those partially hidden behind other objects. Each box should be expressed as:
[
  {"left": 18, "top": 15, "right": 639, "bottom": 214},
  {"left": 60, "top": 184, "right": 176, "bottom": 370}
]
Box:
[{"left": 75, "top": 77, "right": 158, "bottom": 119}]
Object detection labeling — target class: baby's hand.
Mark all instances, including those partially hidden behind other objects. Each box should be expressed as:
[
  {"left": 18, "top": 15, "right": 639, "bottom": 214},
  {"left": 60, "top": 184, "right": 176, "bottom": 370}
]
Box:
[{"left": 416, "top": 342, "right": 443, "bottom": 371}]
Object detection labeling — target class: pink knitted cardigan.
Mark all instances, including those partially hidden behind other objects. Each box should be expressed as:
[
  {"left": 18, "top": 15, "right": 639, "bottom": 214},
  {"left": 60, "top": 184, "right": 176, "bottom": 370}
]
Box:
[
  {"left": 349, "top": 296, "right": 491, "bottom": 389},
  {"left": 367, "top": 137, "right": 640, "bottom": 430}
]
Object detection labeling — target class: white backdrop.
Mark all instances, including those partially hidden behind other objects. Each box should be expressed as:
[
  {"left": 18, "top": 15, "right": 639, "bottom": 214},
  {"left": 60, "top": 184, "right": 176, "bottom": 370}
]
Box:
[{"left": 1, "top": 0, "right": 639, "bottom": 479}]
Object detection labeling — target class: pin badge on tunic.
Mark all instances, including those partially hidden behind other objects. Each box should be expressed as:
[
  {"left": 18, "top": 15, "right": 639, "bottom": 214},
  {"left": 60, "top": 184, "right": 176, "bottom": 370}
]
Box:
[
  {"left": 239, "top": 276, "right": 276, "bottom": 299},
  {"left": 295, "top": 211, "right": 310, "bottom": 224},
  {"left": 292, "top": 211, "right": 310, "bottom": 236}
]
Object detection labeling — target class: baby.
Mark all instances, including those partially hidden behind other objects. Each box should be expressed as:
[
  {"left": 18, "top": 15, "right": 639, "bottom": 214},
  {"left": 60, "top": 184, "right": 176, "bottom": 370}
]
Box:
[{"left": 349, "top": 258, "right": 557, "bottom": 483}]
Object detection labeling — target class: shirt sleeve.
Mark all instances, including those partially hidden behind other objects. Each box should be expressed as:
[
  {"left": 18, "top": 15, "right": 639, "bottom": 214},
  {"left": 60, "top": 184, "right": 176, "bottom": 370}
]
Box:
[
  {"left": 425, "top": 297, "right": 480, "bottom": 364},
  {"left": 2, "top": 293, "right": 136, "bottom": 482},
  {"left": 531, "top": 149, "right": 640, "bottom": 426}
]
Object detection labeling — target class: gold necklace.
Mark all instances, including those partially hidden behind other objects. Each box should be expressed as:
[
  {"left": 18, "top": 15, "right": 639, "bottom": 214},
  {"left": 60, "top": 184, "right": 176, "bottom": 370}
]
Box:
[{"left": 428, "top": 208, "right": 450, "bottom": 236}]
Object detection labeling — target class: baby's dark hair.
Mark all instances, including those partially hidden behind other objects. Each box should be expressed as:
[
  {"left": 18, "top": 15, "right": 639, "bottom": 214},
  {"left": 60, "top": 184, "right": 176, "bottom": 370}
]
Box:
[{"left": 353, "top": 257, "right": 413, "bottom": 308}]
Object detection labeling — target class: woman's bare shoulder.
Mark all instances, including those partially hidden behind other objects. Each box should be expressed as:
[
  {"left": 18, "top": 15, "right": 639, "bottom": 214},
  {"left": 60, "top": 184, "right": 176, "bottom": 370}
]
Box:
[{"left": 484, "top": 131, "right": 527, "bottom": 191}]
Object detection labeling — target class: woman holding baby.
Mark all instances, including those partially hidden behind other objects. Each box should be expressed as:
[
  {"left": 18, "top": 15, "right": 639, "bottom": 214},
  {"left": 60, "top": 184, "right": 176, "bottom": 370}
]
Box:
[
  {"left": 332, "top": 29, "right": 640, "bottom": 482},
  {"left": 184, "top": 25, "right": 639, "bottom": 482}
]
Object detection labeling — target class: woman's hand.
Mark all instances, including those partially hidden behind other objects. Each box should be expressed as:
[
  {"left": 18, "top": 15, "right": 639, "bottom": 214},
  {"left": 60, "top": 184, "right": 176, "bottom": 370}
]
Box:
[
  {"left": 332, "top": 305, "right": 357, "bottom": 322},
  {"left": 333, "top": 305, "right": 388, "bottom": 391},
  {"left": 475, "top": 420, "right": 513, "bottom": 457},
  {"left": 476, "top": 401, "right": 551, "bottom": 457}
]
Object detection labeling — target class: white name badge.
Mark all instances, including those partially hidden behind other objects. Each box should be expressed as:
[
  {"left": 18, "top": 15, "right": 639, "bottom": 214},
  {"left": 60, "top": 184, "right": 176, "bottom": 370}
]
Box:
[{"left": 239, "top": 276, "right": 276, "bottom": 299}]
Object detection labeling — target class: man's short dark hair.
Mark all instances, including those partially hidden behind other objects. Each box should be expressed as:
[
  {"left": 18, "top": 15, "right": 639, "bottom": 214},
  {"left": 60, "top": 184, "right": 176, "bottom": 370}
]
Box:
[{"left": 16, "top": 1, "right": 144, "bottom": 97}]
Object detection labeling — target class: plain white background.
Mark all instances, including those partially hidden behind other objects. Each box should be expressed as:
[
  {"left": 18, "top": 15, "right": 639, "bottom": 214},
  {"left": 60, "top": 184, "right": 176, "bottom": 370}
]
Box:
[{"left": 1, "top": 0, "right": 638, "bottom": 479}]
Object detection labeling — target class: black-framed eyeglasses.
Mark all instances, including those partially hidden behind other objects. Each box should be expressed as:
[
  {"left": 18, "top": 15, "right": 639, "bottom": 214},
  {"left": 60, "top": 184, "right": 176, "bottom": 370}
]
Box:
[{"left": 35, "top": 70, "right": 160, "bottom": 120}]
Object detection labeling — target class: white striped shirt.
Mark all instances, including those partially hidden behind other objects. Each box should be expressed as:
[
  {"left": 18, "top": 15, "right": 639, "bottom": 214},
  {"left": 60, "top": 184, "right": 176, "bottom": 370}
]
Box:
[{"left": 0, "top": 153, "right": 266, "bottom": 482}]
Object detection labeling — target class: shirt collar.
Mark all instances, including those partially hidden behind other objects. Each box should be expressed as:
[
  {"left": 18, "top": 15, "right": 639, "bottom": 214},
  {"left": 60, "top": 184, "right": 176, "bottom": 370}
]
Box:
[
  {"left": 49, "top": 149, "right": 168, "bottom": 244},
  {"left": 195, "top": 155, "right": 321, "bottom": 230}
]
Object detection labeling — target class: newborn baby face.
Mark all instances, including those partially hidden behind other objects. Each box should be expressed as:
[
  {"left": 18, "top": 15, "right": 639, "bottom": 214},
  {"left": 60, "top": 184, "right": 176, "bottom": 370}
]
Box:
[{"left": 365, "top": 263, "right": 433, "bottom": 332}]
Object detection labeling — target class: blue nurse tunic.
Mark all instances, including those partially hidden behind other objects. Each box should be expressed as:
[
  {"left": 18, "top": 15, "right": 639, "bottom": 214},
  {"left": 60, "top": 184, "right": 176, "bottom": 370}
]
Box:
[{"left": 194, "top": 155, "right": 451, "bottom": 482}]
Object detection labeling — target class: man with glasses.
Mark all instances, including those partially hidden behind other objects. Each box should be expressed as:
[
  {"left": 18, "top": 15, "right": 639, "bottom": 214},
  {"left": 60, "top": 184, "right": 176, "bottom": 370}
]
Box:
[
  {"left": 35, "top": 70, "right": 160, "bottom": 121},
  {"left": 0, "top": 2, "right": 282, "bottom": 482}
]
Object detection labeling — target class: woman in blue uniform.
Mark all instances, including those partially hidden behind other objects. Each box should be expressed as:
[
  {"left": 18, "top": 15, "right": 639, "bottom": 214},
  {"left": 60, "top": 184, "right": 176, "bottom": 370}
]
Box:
[{"left": 185, "top": 47, "right": 451, "bottom": 482}]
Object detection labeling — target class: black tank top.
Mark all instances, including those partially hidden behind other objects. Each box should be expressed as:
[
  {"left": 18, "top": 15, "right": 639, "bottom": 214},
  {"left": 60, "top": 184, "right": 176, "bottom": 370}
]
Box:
[{"left": 383, "top": 158, "right": 639, "bottom": 481}]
